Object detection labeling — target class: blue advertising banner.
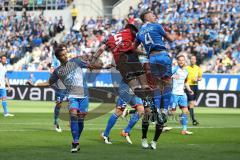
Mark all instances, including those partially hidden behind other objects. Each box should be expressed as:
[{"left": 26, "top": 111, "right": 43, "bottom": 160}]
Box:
[{"left": 7, "top": 71, "right": 240, "bottom": 91}]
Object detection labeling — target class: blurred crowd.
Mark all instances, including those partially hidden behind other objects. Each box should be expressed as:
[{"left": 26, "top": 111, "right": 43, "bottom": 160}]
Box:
[
  {"left": 1, "top": 0, "right": 240, "bottom": 73},
  {"left": 0, "top": 10, "right": 65, "bottom": 70}
]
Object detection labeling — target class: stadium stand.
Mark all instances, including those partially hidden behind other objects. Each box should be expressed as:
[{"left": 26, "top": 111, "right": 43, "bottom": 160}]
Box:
[{"left": 1, "top": 0, "right": 240, "bottom": 73}]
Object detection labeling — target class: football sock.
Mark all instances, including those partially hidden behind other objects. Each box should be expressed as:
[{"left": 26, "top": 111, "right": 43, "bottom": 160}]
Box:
[
  {"left": 153, "top": 124, "right": 163, "bottom": 142},
  {"left": 104, "top": 113, "right": 118, "bottom": 137},
  {"left": 70, "top": 114, "right": 79, "bottom": 143},
  {"left": 142, "top": 120, "right": 149, "bottom": 139},
  {"left": 180, "top": 113, "right": 188, "bottom": 131},
  {"left": 189, "top": 108, "right": 195, "bottom": 121},
  {"left": 2, "top": 100, "right": 8, "bottom": 114},
  {"left": 78, "top": 119, "right": 84, "bottom": 140},
  {"left": 54, "top": 105, "right": 60, "bottom": 125},
  {"left": 124, "top": 113, "right": 140, "bottom": 134}
]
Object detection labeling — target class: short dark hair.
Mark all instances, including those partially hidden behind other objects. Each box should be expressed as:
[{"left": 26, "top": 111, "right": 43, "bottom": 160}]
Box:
[
  {"left": 176, "top": 54, "right": 185, "bottom": 60},
  {"left": 54, "top": 44, "right": 66, "bottom": 57},
  {"left": 125, "top": 24, "right": 138, "bottom": 33},
  {"left": 140, "top": 10, "right": 152, "bottom": 22}
]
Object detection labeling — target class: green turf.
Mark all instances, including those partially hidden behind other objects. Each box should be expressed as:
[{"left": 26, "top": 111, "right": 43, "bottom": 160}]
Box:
[{"left": 0, "top": 100, "right": 240, "bottom": 160}]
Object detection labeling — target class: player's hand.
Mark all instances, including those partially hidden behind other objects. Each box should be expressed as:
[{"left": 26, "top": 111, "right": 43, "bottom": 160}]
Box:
[
  {"left": 188, "top": 90, "right": 194, "bottom": 95},
  {"left": 26, "top": 80, "right": 34, "bottom": 86}
]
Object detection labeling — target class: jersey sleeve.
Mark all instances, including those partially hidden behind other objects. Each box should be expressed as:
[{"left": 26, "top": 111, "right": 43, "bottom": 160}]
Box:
[
  {"left": 172, "top": 66, "right": 178, "bottom": 74},
  {"left": 136, "top": 33, "right": 142, "bottom": 44},
  {"left": 156, "top": 23, "right": 166, "bottom": 37},
  {"left": 73, "top": 58, "right": 88, "bottom": 68},
  {"left": 49, "top": 71, "right": 59, "bottom": 86},
  {"left": 198, "top": 67, "right": 203, "bottom": 78}
]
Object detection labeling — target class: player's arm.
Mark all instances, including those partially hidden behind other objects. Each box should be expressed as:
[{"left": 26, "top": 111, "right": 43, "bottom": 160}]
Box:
[
  {"left": 5, "top": 77, "right": 10, "bottom": 90},
  {"left": 185, "top": 79, "right": 194, "bottom": 95},
  {"left": 157, "top": 24, "right": 174, "bottom": 42},
  {"left": 91, "top": 44, "right": 107, "bottom": 63},
  {"left": 197, "top": 67, "right": 203, "bottom": 81},
  {"left": 26, "top": 71, "right": 58, "bottom": 87},
  {"left": 27, "top": 81, "right": 51, "bottom": 87},
  {"left": 163, "top": 32, "right": 174, "bottom": 42}
]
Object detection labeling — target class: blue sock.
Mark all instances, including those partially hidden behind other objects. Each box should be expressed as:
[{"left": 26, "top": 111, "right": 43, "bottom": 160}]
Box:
[
  {"left": 2, "top": 101, "right": 8, "bottom": 114},
  {"left": 180, "top": 114, "right": 188, "bottom": 131},
  {"left": 54, "top": 105, "right": 60, "bottom": 125},
  {"left": 70, "top": 114, "right": 79, "bottom": 143},
  {"left": 78, "top": 119, "right": 84, "bottom": 140},
  {"left": 104, "top": 113, "right": 118, "bottom": 137},
  {"left": 124, "top": 113, "right": 140, "bottom": 134}
]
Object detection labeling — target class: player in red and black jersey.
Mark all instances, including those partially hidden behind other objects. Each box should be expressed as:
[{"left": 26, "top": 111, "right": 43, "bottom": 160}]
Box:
[
  {"left": 93, "top": 24, "right": 150, "bottom": 97},
  {"left": 93, "top": 24, "right": 151, "bottom": 144}
]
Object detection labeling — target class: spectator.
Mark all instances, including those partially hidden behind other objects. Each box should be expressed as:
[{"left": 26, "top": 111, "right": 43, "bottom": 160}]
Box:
[{"left": 71, "top": 4, "right": 78, "bottom": 27}]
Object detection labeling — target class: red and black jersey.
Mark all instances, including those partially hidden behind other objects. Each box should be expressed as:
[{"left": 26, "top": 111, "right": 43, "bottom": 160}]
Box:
[{"left": 105, "top": 28, "right": 135, "bottom": 64}]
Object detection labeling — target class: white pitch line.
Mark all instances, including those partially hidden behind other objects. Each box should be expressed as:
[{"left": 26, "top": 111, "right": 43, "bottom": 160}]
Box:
[
  {"left": 0, "top": 122, "right": 240, "bottom": 129},
  {"left": 0, "top": 126, "right": 240, "bottom": 132}
]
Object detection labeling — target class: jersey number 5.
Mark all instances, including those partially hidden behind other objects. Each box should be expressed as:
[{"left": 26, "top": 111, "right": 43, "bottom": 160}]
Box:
[
  {"left": 145, "top": 33, "right": 154, "bottom": 45},
  {"left": 114, "top": 33, "right": 123, "bottom": 45}
]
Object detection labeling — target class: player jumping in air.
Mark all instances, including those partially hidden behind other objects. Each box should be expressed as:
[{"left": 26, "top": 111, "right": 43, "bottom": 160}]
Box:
[
  {"left": 27, "top": 44, "right": 105, "bottom": 153},
  {"left": 93, "top": 24, "right": 146, "bottom": 144},
  {"left": 171, "top": 55, "right": 194, "bottom": 135},
  {"left": 135, "top": 10, "right": 175, "bottom": 149}
]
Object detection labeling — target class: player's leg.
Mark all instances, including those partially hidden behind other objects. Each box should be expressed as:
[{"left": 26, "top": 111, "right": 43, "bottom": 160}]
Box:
[
  {"left": 188, "top": 85, "right": 199, "bottom": 125},
  {"left": 54, "top": 102, "right": 62, "bottom": 132},
  {"left": 142, "top": 104, "right": 151, "bottom": 149},
  {"left": 160, "top": 92, "right": 173, "bottom": 132},
  {"left": 54, "top": 93, "right": 64, "bottom": 132},
  {"left": 122, "top": 96, "right": 144, "bottom": 144},
  {"left": 179, "top": 95, "right": 193, "bottom": 135},
  {"left": 150, "top": 94, "right": 165, "bottom": 150},
  {"left": 1, "top": 89, "right": 14, "bottom": 117},
  {"left": 102, "top": 98, "right": 125, "bottom": 144},
  {"left": 69, "top": 98, "right": 81, "bottom": 153}
]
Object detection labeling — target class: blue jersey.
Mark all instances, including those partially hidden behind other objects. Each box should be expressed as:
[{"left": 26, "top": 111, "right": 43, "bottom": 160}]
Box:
[
  {"left": 136, "top": 22, "right": 167, "bottom": 54},
  {"left": 49, "top": 58, "right": 88, "bottom": 98},
  {"left": 172, "top": 66, "right": 188, "bottom": 95}
]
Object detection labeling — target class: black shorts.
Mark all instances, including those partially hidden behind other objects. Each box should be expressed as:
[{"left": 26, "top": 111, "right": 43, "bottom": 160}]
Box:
[
  {"left": 116, "top": 51, "right": 144, "bottom": 83},
  {"left": 186, "top": 85, "right": 198, "bottom": 101}
]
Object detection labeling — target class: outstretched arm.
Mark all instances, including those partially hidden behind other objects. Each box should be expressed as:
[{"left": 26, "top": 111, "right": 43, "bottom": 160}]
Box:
[
  {"left": 91, "top": 44, "right": 107, "bottom": 63},
  {"left": 164, "top": 32, "right": 174, "bottom": 42},
  {"left": 26, "top": 80, "right": 50, "bottom": 87}
]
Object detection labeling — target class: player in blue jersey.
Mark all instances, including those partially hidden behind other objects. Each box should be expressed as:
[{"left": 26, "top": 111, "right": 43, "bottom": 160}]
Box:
[
  {"left": 171, "top": 55, "right": 194, "bottom": 135},
  {"left": 27, "top": 44, "right": 105, "bottom": 153},
  {"left": 135, "top": 10, "right": 174, "bottom": 149}
]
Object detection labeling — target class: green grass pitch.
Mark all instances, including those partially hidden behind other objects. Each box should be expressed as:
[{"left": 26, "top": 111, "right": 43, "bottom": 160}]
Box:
[{"left": 0, "top": 100, "right": 240, "bottom": 160}]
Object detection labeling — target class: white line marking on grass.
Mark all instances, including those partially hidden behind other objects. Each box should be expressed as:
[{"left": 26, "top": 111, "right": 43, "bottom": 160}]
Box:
[
  {"left": 0, "top": 126, "right": 240, "bottom": 132},
  {"left": 0, "top": 123, "right": 240, "bottom": 129}
]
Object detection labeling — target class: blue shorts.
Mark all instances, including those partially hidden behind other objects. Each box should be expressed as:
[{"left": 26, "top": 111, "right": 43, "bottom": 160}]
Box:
[
  {"left": 153, "top": 92, "right": 172, "bottom": 110},
  {"left": 69, "top": 97, "right": 89, "bottom": 113},
  {"left": 171, "top": 94, "right": 188, "bottom": 109},
  {"left": 55, "top": 90, "right": 67, "bottom": 103},
  {"left": 0, "top": 89, "right": 7, "bottom": 98},
  {"left": 149, "top": 51, "right": 172, "bottom": 78},
  {"left": 118, "top": 81, "right": 143, "bottom": 108}
]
